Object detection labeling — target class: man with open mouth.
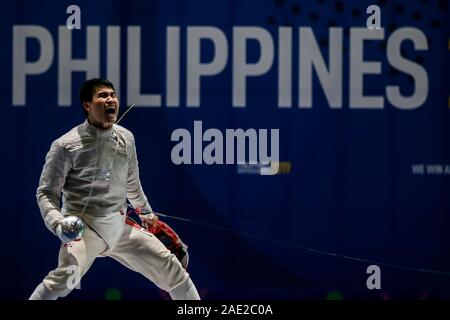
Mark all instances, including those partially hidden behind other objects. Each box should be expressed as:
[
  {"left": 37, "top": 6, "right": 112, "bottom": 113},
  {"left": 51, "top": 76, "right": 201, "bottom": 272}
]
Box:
[{"left": 29, "top": 78, "right": 200, "bottom": 300}]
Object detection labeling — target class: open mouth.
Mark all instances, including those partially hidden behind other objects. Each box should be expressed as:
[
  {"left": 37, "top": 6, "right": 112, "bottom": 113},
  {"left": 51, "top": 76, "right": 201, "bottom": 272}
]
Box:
[{"left": 105, "top": 107, "right": 116, "bottom": 115}]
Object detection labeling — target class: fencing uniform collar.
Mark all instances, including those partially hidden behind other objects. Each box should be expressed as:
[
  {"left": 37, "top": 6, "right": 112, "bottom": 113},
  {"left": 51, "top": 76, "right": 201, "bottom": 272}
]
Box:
[{"left": 82, "top": 119, "right": 115, "bottom": 137}]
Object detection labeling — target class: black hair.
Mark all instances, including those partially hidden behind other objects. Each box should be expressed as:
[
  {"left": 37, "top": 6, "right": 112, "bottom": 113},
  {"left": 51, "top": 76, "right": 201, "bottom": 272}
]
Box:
[{"left": 79, "top": 78, "right": 116, "bottom": 117}]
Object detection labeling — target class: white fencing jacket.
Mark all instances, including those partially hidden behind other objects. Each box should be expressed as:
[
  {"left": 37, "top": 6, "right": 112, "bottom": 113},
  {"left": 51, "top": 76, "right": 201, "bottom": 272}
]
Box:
[{"left": 36, "top": 120, "right": 152, "bottom": 249}]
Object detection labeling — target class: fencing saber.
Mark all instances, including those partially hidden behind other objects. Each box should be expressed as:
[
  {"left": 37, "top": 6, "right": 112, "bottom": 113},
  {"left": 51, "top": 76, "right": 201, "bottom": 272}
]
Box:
[
  {"left": 148, "top": 209, "right": 450, "bottom": 276},
  {"left": 116, "top": 103, "right": 136, "bottom": 124}
]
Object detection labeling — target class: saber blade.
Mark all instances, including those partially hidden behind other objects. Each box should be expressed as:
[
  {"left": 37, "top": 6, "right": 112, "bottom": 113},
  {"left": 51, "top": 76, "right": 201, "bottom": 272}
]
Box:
[{"left": 116, "top": 103, "right": 136, "bottom": 124}]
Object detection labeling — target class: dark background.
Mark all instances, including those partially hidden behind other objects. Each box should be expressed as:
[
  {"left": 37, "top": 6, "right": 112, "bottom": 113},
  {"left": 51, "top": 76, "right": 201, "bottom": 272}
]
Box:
[{"left": 1, "top": 0, "right": 449, "bottom": 300}]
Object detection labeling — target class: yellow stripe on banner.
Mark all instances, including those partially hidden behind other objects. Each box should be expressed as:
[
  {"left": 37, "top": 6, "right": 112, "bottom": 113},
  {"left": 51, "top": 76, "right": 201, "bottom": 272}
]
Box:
[{"left": 271, "top": 161, "right": 292, "bottom": 174}]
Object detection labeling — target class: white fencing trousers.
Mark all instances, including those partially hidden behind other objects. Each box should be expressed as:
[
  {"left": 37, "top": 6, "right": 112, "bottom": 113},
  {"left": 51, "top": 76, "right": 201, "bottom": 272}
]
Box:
[{"left": 29, "top": 223, "right": 199, "bottom": 300}]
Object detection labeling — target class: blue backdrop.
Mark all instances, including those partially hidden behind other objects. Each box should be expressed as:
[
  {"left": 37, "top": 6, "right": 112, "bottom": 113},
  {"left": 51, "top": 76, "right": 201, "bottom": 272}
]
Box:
[{"left": 1, "top": 0, "right": 449, "bottom": 300}]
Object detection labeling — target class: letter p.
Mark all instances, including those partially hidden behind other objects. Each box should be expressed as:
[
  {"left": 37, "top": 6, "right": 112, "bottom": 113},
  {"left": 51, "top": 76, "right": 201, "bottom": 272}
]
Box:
[{"left": 13, "top": 26, "right": 54, "bottom": 105}]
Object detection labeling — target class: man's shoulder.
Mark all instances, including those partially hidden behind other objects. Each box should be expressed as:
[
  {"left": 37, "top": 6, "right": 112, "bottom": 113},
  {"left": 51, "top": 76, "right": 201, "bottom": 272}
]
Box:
[{"left": 52, "top": 123, "right": 84, "bottom": 147}]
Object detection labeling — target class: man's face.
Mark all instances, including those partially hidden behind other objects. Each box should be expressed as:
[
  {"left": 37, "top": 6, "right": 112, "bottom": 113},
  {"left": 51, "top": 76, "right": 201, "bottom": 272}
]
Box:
[{"left": 83, "top": 86, "right": 120, "bottom": 129}]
